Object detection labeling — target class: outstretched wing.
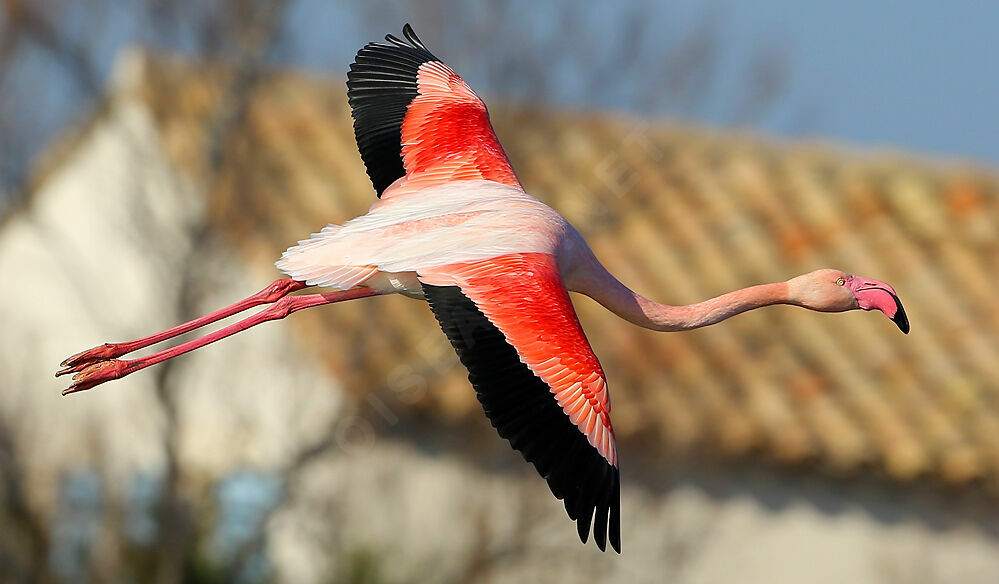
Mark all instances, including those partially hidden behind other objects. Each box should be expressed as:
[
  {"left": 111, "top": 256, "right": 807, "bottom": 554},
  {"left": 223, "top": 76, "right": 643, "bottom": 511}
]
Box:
[
  {"left": 347, "top": 24, "right": 521, "bottom": 196},
  {"left": 420, "top": 253, "right": 621, "bottom": 552}
]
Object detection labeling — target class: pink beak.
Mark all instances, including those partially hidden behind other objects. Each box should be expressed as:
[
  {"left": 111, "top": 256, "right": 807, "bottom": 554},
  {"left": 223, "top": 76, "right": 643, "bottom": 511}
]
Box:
[{"left": 847, "top": 278, "right": 909, "bottom": 334}]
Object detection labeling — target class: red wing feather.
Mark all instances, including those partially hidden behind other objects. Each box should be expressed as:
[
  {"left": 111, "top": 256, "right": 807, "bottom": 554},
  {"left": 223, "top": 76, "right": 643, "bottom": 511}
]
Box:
[
  {"left": 347, "top": 24, "right": 520, "bottom": 196},
  {"left": 401, "top": 61, "right": 521, "bottom": 188},
  {"left": 421, "top": 253, "right": 620, "bottom": 552},
  {"left": 421, "top": 253, "right": 616, "bottom": 464}
]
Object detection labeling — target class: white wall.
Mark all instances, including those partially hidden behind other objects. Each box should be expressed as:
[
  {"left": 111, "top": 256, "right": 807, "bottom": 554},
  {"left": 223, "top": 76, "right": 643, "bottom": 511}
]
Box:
[
  {"left": 0, "top": 77, "right": 342, "bottom": 492},
  {"left": 270, "top": 439, "right": 999, "bottom": 584}
]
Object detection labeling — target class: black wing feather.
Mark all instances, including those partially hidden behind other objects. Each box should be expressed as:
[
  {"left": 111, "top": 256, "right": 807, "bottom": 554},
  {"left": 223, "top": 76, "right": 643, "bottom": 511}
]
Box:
[
  {"left": 347, "top": 24, "right": 439, "bottom": 196},
  {"left": 423, "top": 284, "right": 621, "bottom": 552}
]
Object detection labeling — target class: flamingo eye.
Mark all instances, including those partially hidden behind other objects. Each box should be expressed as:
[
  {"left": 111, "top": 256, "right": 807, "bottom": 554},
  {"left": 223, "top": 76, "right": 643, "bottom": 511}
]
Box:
[{"left": 836, "top": 278, "right": 845, "bottom": 286}]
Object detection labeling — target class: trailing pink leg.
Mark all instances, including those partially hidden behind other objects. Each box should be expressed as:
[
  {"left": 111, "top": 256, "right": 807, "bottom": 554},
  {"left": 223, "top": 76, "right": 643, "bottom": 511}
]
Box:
[
  {"left": 59, "top": 287, "right": 379, "bottom": 395},
  {"left": 59, "top": 278, "right": 308, "bottom": 371}
]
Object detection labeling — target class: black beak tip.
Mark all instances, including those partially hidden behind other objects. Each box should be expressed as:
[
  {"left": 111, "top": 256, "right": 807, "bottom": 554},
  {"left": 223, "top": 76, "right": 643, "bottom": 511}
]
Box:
[{"left": 890, "top": 294, "right": 909, "bottom": 334}]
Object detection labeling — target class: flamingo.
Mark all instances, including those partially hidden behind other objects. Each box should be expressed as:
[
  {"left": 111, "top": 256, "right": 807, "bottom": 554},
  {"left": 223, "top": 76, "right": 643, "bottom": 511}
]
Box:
[{"left": 57, "top": 25, "right": 909, "bottom": 553}]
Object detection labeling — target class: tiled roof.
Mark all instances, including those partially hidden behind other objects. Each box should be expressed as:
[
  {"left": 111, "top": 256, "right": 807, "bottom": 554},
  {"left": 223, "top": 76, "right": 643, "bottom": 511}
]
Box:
[{"left": 127, "top": 54, "right": 999, "bottom": 491}]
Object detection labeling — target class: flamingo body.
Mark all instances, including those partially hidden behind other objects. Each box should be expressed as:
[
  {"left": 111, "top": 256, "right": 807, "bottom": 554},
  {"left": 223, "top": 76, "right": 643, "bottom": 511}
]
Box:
[
  {"left": 58, "top": 24, "right": 910, "bottom": 555},
  {"left": 276, "top": 181, "right": 567, "bottom": 288},
  {"left": 276, "top": 184, "right": 622, "bottom": 547},
  {"left": 280, "top": 26, "right": 623, "bottom": 548}
]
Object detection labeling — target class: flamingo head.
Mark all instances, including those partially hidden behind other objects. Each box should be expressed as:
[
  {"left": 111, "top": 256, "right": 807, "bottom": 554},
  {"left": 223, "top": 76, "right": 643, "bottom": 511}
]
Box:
[{"left": 788, "top": 269, "right": 909, "bottom": 334}]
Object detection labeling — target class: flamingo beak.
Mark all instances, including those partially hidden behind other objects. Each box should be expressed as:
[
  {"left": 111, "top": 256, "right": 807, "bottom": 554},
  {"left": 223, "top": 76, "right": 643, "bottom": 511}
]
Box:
[
  {"left": 849, "top": 279, "right": 909, "bottom": 334},
  {"left": 886, "top": 292, "right": 909, "bottom": 334}
]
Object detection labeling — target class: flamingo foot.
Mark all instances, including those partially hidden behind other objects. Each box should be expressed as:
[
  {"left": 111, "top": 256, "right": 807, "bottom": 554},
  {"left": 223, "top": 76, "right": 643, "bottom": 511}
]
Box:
[
  {"left": 60, "top": 359, "right": 131, "bottom": 396},
  {"left": 59, "top": 343, "right": 129, "bottom": 369}
]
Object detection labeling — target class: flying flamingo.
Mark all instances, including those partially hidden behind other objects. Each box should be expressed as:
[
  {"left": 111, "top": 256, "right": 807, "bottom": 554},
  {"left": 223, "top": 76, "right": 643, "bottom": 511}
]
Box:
[{"left": 57, "top": 25, "right": 909, "bottom": 552}]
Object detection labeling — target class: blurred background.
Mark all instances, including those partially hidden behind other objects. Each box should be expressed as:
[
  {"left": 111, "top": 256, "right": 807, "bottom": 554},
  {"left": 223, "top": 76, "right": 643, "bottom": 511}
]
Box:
[{"left": 1, "top": 1, "right": 998, "bottom": 582}]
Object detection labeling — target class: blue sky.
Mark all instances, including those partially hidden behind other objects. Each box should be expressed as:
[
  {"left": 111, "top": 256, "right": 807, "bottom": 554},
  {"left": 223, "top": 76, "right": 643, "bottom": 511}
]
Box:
[
  {"left": 690, "top": 1, "right": 997, "bottom": 163},
  {"left": 4, "top": 0, "right": 997, "bottom": 200},
  {"left": 283, "top": 1, "right": 998, "bottom": 165}
]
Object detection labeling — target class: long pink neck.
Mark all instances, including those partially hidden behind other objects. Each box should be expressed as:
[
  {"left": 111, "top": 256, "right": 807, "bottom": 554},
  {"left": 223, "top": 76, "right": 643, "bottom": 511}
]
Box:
[{"left": 569, "top": 255, "right": 791, "bottom": 332}]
